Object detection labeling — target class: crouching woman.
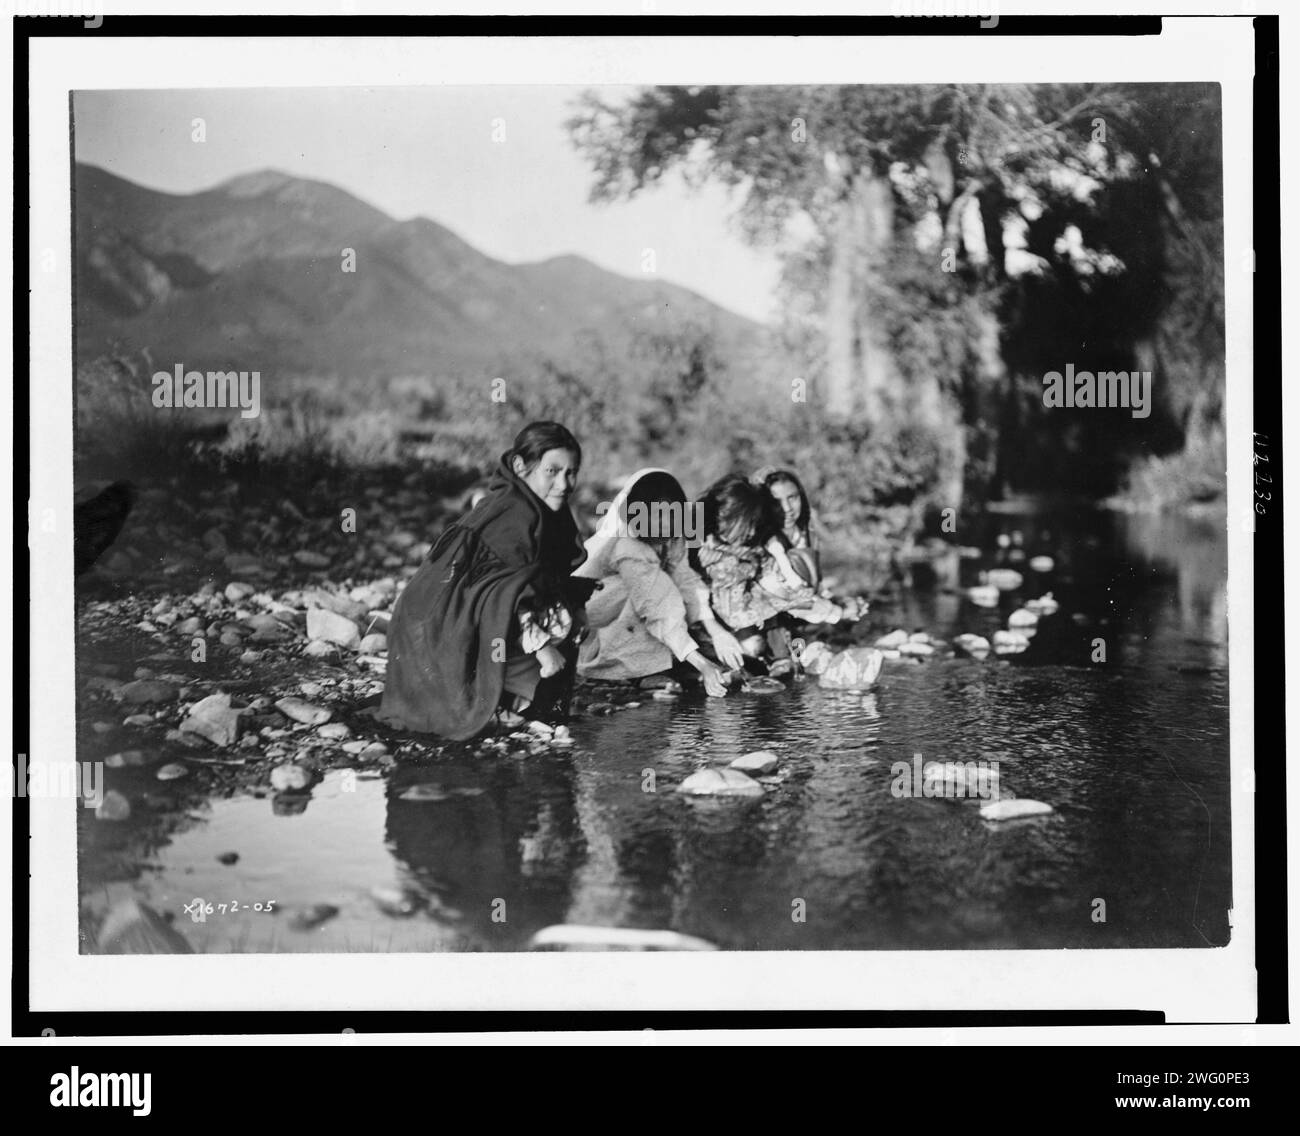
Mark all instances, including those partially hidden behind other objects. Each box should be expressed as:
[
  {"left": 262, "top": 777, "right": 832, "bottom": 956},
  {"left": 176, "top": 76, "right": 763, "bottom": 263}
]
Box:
[
  {"left": 574, "top": 469, "right": 743, "bottom": 697},
  {"left": 378, "top": 421, "right": 593, "bottom": 740}
]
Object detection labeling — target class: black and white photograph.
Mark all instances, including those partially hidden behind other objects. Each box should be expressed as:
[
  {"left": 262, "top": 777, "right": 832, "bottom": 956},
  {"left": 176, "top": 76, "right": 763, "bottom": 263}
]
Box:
[{"left": 21, "top": 14, "right": 1273, "bottom": 1029}]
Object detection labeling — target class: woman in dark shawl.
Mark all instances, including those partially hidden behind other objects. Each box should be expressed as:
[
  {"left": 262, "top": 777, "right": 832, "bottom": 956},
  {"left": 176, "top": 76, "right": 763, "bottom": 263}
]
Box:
[{"left": 378, "top": 422, "right": 593, "bottom": 740}]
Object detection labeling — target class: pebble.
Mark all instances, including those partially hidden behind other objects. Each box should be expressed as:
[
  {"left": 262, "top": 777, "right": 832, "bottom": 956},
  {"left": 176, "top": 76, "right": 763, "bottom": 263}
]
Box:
[
  {"left": 953, "top": 634, "right": 991, "bottom": 657},
  {"left": 987, "top": 568, "right": 1025, "bottom": 591},
  {"left": 898, "top": 640, "right": 936, "bottom": 657},
  {"left": 117, "top": 679, "right": 179, "bottom": 705},
  {"left": 270, "top": 763, "right": 312, "bottom": 792},
  {"left": 306, "top": 607, "right": 360, "bottom": 649},
  {"left": 819, "top": 647, "right": 886, "bottom": 690},
  {"left": 217, "top": 851, "right": 239, "bottom": 865},
  {"left": 104, "top": 750, "right": 147, "bottom": 768},
  {"left": 95, "top": 790, "right": 132, "bottom": 821},
  {"left": 1008, "top": 608, "right": 1039, "bottom": 628},
  {"left": 729, "top": 750, "right": 779, "bottom": 775},
  {"left": 1028, "top": 556, "right": 1055, "bottom": 573},
  {"left": 874, "top": 629, "right": 909, "bottom": 650},
  {"left": 677, "top": 767, "right": 765, "bottom": 798},
  {"left": 290, "top": 903, "right": 340, "bottom": 931},
  {"left": 180, "top": 692, "right": 244, "bottom": 747},
  {"left": 155, "top": 762, "right": 189, "bottom": 781},
  {"left": 992, "top": 629, "right": 1030, "bottom": 655},
  {"left": 317, "top": 722, "right": 351, "bottom": 740},
  {"left": 980, "top": 798, "right": 1054, "bottom": 821},
  {"left": 275, "top": 697, "right": 332, "bottom": 726},
  {"left": 225, "top": 582, "right": 256, "bottom": 602},
  {"left": 358, "top": 633, "right": 388, "bottom": 653}
]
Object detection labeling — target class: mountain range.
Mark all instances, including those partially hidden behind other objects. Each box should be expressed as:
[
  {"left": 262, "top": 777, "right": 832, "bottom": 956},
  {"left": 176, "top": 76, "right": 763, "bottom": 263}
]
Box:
[{"left": 72, "top": 163, "right": 763, "bottom": 385}]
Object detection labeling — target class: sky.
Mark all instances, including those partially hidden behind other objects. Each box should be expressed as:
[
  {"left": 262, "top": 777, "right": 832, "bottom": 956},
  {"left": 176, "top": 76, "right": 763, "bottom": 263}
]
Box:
[{"left": 72, "top": 86, "right": 783, "bottom": 324}]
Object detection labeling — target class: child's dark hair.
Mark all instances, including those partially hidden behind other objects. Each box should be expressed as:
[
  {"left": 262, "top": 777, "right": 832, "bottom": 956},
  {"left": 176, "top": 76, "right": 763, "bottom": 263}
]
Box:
[
  {"left": 701, "top": 474, "right": 779, "bottom": 547},
  {"left": 761, "top": 468, "right": 812, "bottom": 534},
  {"left": 624, "top": 471, "right": 688, "bottom": 565},
  {"left": 509, "top": 421, "right": 582, "bottom": 473}
]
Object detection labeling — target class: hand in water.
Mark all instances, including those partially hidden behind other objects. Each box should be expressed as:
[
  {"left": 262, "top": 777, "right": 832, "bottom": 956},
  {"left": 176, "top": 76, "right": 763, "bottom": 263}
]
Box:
[
  {"left": 710, "top": 627, "right": 746, "bottom": 670},
  {"left": 700, "top": 662, "right": 728, "bottom": 698},
  {"left": 536, "top": 645, "right": 565, "bottom": 679}
]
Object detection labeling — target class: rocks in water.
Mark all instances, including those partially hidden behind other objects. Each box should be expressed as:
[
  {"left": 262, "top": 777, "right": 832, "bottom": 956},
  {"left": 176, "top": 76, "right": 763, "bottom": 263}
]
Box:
[
  {"left": 96, "top": 898, "right": 193, "bottom": 954},
  {"left": 550, "top": 726, "right": 573, "bottom": 747},
  {"left": 217, "top": 851, "right": 240, "bottom": 865},
  {"left": 1007, "top": 607, "right": 1040, "bottom": 628},
  {"left": 729, "top": 750, "right": 779, "bottom": 775},
  {"left": 306, "top": 607, "right": 360, "bottom": 649},
  {"left": 980, "top": 798, "right": 1054, "bottom": 821},
  {"left": 987, "top": 568, "right": 1025, "bottom": 591},
  {"left": 303, "top": 640, "right": 336, "bottom": 658},
  {"left": 898, "top": 640, "right": 936, "bottom": 658},
  {"left": 966, "top": 584, "right": 1000, "bottom": 608},
  {"left": 180, "top": 692, "right": 244, "bottom": 747},
  {"left": 176, "top": 616, "right": 205, "bottom": 634},
  {"left": 677, "top": 767, "right": 765, "bottom": 798},
  {"left": 992, "top": 630, "right": 1030, "bottom": 655},
  {"left": 270, "top": 763, "right": 312, "bottom": 792},
  {"left": 819, "top": 647, "right": 885, "bottom": 690},
  {"left": 104, "top": 749, "right": 147, "bottom": 768},
  {"left": 289, "top": 903, "right": 340, "bottom": 931},
  {"left": 527, "top": 720, "right": 554, "bottom": 737},
  {"left": 225, "top": 581, "right": 256, "bottom": 602},
  {"left": 797, "top": 641, "right": 834, "bottom": 675},
  {"left": 651, "top": 689, "right": 679, "bottom": 701},
  {"left": 357, "top": 632, "right": 388, "bottom": 653},
  {"left": 742, "top": 676, "right": 785, "bottom": 694},
  {"left": 874, "top": 629, "right": 909, "bottom": 650},
  {"left": 95, "top": 790, "right": 132, "bottom": 821},
  {"left": 953, "top": 634, "right": 991, "bottom": 658},
  {"left": 316, "top": 722, "right": 351, "bottom": 741},
  {"left": 528, "top": 925, "right": 717, "bottom": 951},
  {"left": 275, "top": 697, "right": 332, "bottom": 726},
  {"left": 1028, "top": 556, "right": 1055, "bottom": 573},
  {"left": 155, "top": 762, "right": 189, "bottom": 781},
  {"left": 1025, "top": 592, "right": 1060, "bottom": 616},
  {"left": 370, "top": 887, "right": 421, "bottom": 917},
  {"left": 923, "top": 761, "right": 1001, "bottom": 798},
  {"left": 117, "top": 679, "right": 179, "bottom": 705}
]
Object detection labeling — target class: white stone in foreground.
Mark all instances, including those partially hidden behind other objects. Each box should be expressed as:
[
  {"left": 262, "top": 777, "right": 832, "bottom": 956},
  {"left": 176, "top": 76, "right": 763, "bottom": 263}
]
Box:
[
  {"left": 819, "top": 647, "right": 886, "bottom": 690},
  {"left": 729, "top": 750, "right": 779, "bottom": 775},
  {"left": 677, "top": 767, "right": 766, "bottom": 798},
  {"left": 980, "top": 798, "right": 1054, "bottom": 821},
  {"left": 529, "top": 925, "right": 717, "bottom": 951}
]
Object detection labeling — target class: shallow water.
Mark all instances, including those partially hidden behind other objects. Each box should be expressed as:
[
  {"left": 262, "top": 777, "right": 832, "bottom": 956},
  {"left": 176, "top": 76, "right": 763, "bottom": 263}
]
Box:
[{"left": 78, "top": 505, "right": 1231, "bottom": 952}]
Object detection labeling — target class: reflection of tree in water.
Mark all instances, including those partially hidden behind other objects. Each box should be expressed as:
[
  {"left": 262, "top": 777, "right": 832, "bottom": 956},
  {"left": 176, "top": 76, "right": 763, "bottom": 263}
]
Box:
[{"left": 383, "top": 756, "right": 584, "bottom": 950}]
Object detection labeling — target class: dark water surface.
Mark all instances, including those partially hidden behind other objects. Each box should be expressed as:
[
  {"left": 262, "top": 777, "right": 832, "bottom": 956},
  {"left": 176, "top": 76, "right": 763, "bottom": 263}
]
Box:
[{"left": 78, "top": 505, "right": 1231, "bottom": 952}]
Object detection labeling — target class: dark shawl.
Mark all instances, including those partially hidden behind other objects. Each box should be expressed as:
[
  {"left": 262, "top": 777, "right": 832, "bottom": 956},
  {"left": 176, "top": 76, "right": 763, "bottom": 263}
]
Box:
[{"left": 378, "top": 453, "right": 589, "bottom": 740}]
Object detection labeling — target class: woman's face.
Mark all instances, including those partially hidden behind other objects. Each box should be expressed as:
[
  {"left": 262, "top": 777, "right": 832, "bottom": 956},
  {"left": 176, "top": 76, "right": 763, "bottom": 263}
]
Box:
[
  {"left": 516, "top": 448, "right": 579, "bottom": 511},
  {"left": 770, "top": 479, "right": 802, "bottom": 528}
]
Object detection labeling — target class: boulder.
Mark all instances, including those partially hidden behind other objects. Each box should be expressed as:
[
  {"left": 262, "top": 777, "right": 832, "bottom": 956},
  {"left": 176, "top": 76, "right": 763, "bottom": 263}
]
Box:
[
  {"left": 677, "top": 768, "right": 765, "bottom": 798},
  {"left": 819, "top": 647, "right": 885, "bottom": 690},
  {"left": 357, "top": 633, "right": 388, "bottom": 653},
  {"left": 953, "top": 634, "right": 991, "bottom": 657},
  {"left": 899, "top": 640, "right": 936, "bottom": 658},
  {"left": 874, "top": 629, "right": 909, "bottom": 650}
]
